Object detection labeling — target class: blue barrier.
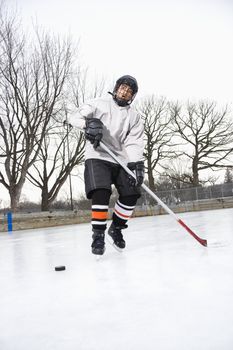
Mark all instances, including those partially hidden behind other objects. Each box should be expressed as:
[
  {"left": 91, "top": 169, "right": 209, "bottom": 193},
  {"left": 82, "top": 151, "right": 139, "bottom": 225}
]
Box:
[{"left": 7, "top": 212, "right": 13, "bottom": 232}]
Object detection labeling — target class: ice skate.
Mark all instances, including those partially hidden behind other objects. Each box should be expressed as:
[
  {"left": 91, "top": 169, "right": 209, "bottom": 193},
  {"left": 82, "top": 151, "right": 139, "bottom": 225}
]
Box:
[
  {"left": 107, "top": 222, "right": 127, "bottom": 252},
  {"left": 91, "top": 229, "right": 105, "bottom": 255}
]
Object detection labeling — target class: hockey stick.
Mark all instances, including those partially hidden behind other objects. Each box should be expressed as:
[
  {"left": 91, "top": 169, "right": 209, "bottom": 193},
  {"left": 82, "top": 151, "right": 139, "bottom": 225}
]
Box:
[{"left": 99, "top": 140, "right": 207, "bottom": 247}]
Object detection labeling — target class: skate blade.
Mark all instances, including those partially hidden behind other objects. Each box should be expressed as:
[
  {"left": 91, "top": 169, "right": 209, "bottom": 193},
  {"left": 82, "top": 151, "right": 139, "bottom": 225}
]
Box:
[
  {"left": 107, "top": 236, "right": 124, "bottom": 253},
  {"left": 92, "top": 247, "right": 105, "bottom": 260}
]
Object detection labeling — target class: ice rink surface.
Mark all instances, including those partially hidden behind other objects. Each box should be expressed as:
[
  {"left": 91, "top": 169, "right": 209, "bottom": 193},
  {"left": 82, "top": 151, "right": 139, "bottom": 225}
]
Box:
[{"left": 0, "top": 208, "right": 233, "bottom": 350}]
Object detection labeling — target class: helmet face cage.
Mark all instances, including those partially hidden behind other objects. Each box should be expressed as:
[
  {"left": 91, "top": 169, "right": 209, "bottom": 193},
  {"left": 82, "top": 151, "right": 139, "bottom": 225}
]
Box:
[{"left": 113, "top": 75, "right": 138, "bottom": 106}]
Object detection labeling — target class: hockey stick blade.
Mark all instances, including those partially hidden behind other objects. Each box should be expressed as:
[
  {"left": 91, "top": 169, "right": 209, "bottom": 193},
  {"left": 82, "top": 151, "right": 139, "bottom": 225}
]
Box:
[{"left": 178, "top": 219, "right": 207, "bottom": 247}]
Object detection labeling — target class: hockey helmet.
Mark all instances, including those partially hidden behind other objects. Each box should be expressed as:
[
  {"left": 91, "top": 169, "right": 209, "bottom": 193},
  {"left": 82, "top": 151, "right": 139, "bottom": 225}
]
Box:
[{"left": 112, "top": 75, "right": 138, "bottom": 106}]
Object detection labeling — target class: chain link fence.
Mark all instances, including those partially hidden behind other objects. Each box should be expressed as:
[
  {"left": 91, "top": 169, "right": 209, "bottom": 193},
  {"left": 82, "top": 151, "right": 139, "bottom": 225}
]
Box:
[{"left": 138, "top": 183, "right": 233, "bottom": 206}]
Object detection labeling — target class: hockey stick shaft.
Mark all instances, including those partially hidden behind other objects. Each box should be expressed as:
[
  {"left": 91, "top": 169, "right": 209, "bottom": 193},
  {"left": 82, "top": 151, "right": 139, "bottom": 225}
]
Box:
[{"left": 99, "top": 140, "right": 207, "bottom": 247}]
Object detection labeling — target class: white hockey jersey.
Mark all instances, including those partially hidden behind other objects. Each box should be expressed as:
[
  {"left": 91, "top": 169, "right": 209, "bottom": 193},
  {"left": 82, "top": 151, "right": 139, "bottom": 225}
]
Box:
[{"left": 69, "top": 95, "right": 144, "bottom": 165}]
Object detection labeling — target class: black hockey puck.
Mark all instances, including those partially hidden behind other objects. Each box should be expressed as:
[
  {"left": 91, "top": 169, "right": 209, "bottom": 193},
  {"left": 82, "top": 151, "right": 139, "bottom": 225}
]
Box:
[{"left": 55, "top": 265, "right": 66, "bottom": 271}]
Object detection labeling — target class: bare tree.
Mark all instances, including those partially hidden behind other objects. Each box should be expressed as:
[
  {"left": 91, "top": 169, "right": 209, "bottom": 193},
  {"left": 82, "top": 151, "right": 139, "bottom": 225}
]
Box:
[
  {"left": 0, "top": 12, "right": 73, "bottom": 210},
  {"left": 136, "top": 96, "right": 176, "bottom": 192},
  {"left": 170, "top": 101, "right": 233, "bottom": 186},
  {"left": 26, "top": 113, "right": 85, "bottom": 211},
  {"left": 24, "top": 69, "right": 106, "bottom": 211}
]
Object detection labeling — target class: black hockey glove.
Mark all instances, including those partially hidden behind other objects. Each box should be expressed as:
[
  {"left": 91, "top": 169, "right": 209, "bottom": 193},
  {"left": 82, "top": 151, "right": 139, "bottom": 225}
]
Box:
[
  {"left": 85, "top": 118, "right": 103, "bottom": 149},
  {"left": 127, "top": 161, "right": 145, "bottom": 187}
]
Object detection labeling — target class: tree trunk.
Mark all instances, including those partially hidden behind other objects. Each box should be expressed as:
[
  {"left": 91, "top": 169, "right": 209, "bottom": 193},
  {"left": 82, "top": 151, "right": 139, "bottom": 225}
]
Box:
[
  {"left": 41, "top": 189, "right": 49, "bottom": 211},
  {"left": 147, "top": 159, "right": 156, "bottom": 192},
  {"left": 9, "top": 183, "right": 23, "bottom": 212},
  {"left": 41, "top": 185, "right": 50, "bottom": 211},
  {"left": 192, "top": 156, "right": 199, "bottom": 186}
]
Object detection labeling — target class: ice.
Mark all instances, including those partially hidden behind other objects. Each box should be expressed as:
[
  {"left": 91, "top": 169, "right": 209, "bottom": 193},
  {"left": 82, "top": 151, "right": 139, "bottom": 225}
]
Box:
[{"left": 0, "top": 208, "right": 233, "bottom": 350}]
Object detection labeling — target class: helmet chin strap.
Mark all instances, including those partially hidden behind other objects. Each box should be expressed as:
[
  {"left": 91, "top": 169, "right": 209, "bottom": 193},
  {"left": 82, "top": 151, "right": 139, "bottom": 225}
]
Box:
[{"left": 108, "top": 91, "right": 133, "bottom": 106}]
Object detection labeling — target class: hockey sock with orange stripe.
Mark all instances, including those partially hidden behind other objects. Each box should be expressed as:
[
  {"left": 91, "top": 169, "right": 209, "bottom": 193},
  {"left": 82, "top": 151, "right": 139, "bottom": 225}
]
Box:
[
  {"left": 91, "top": 189, "right": 111, "bottom": 231},
  {"left": 112, "top": 195, "right": 138, "bottom": 227}
]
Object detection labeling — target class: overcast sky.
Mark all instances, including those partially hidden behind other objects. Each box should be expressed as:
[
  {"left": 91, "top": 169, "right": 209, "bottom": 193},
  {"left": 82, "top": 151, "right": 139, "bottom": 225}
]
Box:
[
  {"left": 7, "top": 0, "right": 233, "bottom": 104},
  {"left": 1, "top": 0, "right": 233, "bottom": 205}
]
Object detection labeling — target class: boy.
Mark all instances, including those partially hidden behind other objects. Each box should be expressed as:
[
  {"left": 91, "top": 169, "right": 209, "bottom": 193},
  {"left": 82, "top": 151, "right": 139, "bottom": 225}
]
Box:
[{"left": 69, "top": 75, "right": 144, "bottom": 255}]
